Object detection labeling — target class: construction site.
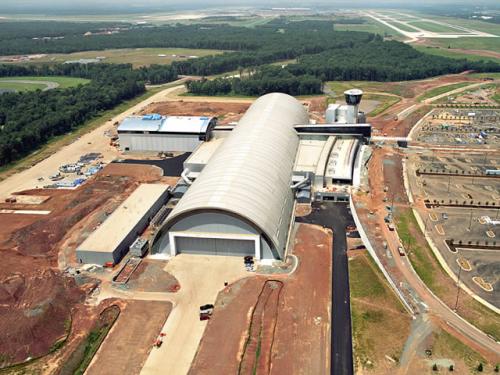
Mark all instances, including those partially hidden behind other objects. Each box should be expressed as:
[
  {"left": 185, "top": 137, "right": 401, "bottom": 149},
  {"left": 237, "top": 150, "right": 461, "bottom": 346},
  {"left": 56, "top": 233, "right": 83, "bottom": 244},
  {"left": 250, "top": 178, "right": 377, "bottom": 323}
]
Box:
[
  {"left": 0, "top": 86, "right": 372, "bottom": 375},
  {"left": 413, "top": 108, "right": 500, "bottom": 148},
  {"left": 0, "top": 70, "right": 499, "bottom": 375}
]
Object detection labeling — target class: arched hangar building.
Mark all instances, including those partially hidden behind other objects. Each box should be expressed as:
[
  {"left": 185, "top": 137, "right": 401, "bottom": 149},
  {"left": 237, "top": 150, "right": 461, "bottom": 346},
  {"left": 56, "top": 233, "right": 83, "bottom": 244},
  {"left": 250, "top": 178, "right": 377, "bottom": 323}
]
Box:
[{"left": 151, "top": 93, "right": 309, "bottom": 260}]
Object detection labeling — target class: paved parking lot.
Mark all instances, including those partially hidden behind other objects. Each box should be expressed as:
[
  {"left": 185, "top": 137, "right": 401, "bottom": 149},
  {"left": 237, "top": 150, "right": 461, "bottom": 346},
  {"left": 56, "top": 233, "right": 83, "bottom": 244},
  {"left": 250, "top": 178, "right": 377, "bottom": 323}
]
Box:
[{"left": 407, "top": 151, "right": 500, "bottom": 305}]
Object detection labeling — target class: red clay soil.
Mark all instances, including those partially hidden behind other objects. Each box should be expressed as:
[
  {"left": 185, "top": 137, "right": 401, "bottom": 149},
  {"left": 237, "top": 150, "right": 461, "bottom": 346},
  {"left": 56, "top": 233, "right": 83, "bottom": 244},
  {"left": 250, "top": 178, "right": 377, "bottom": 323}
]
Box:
[
  {"left": 86, "top": 300, "right": 172, "bottom": 375},
  {"left": 189, "top": 223, "right": 332, "bottom": 375},
  {"left": 270, "top": 224, "right": 331, "bottom": 375},
  {"left": 141, "top": 101, "right": 251, "bottom": 125},
  {"left": 239, "top": 280, "right": 284, "bottom": 375},
  {"left": 369, "top": 73, "right": 483, "bottom": 137},
  {"left": 102, "top": 163, "right": 163, "bottom": 182},
  {"left": 0, "top": 164, "right": 163, "bottom": 368},
  {"left": 127, "top": 259, "right": 180, "bottom": 293}
]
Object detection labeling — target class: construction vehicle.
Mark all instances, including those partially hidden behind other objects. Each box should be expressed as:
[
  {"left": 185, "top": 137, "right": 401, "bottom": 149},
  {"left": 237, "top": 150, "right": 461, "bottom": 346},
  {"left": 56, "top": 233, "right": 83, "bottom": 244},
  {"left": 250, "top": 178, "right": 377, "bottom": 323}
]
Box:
[{"left": 199, "top": 304, "right": 214, "bottom": 320}]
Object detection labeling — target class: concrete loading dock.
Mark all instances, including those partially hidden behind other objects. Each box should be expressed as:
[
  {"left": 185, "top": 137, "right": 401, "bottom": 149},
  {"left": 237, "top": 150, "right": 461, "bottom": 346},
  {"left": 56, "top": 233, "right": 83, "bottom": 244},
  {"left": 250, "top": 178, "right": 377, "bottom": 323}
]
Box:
[{"left": 76, "top": 183, "right": 169, "bottom": 265}]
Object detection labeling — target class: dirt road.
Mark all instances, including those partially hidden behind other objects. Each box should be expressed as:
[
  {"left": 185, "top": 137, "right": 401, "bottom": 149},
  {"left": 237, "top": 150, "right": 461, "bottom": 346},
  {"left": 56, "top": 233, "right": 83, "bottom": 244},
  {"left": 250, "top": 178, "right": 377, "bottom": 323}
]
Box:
[
  {"left": 86, "top": 301, "right": 172, "bottom": 375},
  {"left": 0, "top": 80, "right": 186, "bottom": 200},
  {"left": 422, "top": 80, "right": 500, "bottom": 104}
]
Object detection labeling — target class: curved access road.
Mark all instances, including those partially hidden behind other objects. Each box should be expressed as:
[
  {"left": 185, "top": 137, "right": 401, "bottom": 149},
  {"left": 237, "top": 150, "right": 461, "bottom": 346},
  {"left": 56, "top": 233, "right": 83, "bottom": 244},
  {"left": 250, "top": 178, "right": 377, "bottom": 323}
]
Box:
[
  {"left": 0, "top": 79, "right": 59, "bottom": 91},
  {"left": 355, "top": 147, "right": 500, "bottom": 362}
]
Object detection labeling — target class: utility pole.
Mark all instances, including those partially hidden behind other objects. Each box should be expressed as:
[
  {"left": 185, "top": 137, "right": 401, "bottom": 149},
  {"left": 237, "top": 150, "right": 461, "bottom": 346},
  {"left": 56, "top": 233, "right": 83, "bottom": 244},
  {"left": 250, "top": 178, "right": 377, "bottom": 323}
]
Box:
[
  {"left": 454, "top": 253, "right": 462, "bottom": 312},
  {"left": 467, "top": 209, "right": 473, "bottom": 232}
]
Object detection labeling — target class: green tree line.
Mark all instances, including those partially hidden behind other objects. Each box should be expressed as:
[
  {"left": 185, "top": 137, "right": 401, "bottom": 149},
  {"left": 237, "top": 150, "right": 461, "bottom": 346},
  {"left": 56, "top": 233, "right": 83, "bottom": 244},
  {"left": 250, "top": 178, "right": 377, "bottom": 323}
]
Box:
[
  {"left": 0, "top": 63, "right": 178, "bottom": 166},
  {"left": 186, "top": 66, "right": 322, "bottom": 96}
]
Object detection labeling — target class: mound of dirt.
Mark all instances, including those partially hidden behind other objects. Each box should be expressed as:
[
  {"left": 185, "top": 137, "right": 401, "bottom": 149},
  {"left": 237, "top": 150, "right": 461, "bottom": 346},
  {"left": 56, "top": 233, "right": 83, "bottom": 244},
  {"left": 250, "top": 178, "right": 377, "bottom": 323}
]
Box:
[{"left": 0, "top": 269, "right": 84, "bottom": 365}]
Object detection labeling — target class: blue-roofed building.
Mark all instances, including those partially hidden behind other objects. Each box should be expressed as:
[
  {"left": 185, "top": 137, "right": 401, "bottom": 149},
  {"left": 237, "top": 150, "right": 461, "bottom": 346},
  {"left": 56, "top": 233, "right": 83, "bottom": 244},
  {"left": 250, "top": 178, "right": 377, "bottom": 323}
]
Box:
[{"left": 117, "top": 115, "right": 217, "bottom": 153}]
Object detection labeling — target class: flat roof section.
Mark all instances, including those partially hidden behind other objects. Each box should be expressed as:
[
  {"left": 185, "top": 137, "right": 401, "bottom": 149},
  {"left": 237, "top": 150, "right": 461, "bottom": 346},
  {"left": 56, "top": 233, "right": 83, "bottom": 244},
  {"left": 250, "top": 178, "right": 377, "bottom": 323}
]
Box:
[
  {"left": 294, "top": 139, "right": 328, "bottom": 173},
  {"left": 159, "top": 116, "right": 214, "bottom": 134},
  {"left": 184, "top": 137, "right": 226, "bottom": 168},
  {"left": 117, "top": 116, "right": 215, "bottom": 134},
  {"left": 118, "top": 116, "right": 163, "bottom": 132},
  {"left": 77, "top": 184, "right": 169, "bottom": 253}
]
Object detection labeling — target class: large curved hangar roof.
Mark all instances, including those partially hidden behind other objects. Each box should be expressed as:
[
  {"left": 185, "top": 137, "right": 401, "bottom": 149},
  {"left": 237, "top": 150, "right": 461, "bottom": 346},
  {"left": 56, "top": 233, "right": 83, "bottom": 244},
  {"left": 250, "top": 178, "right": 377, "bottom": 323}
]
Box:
[{"left": 164, "top": 93, "right": 309, "bottom": 253}]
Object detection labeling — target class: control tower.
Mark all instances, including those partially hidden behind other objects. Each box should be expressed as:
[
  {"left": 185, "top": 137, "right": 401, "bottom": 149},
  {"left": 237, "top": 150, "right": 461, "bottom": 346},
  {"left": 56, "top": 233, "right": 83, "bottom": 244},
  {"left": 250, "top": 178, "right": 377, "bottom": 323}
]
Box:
[{"left": 343, "top": 89, "right": 363, "bottom": 123}]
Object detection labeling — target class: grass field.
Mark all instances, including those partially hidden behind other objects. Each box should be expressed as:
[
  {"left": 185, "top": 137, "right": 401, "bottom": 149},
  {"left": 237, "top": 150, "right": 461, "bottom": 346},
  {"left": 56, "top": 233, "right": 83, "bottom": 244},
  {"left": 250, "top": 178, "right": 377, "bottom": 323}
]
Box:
[
  {"left": 407, "top": 21, "right": 460, "bottom": 33},
  {"left": 428, "top": 37, "right": 500, "bottom": 53},
  {"left": 431, "top": 330, "right": 486, "bottom": 372},
  {"left": 414, "top": 45, "right": 500, "bottom": 64},
  {"left": 327, "top": 80, "right": 406, "bottom": 97},
  {"left": 0, "top": 81, "right": 47, "bottom": 92},
  {"left": 418, "top": 13, "right": 500, "bottom": 36},
  {"left": 466, "top": 72, "right": 500, "bottom": 79},
  {"left": 364, "top": 93, "right": 401, "bottom": 116},
  {"left": 350, "top": 252, "right": 410, "bottom": 370},
  {"left": 333, "top": 19, "right": 406, "bottom": 40},
  {"left": 417, "top": 82, "right": 472, "bottom": 102},
  {"left": 391, "top": 21, "right": 419, "bottom": 32},
  {"left": 0, "top": 76, "right": 90, "bottom": 92},
  {"left": 15, "top": 48, "right": 226, "bottom": 68}
]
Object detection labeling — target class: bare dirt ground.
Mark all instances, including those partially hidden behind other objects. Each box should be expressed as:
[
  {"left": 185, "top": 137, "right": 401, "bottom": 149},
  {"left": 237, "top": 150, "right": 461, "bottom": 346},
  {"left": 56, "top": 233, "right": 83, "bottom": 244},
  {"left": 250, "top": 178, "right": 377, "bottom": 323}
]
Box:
[
  {"left": 141, "top": 101, "right": 251, "bottom": 125},
  {"left": 189, "top": 223, "right": 332, "bottom": 375},
  {"left": 369, "top": 73, "right": 484, "bottom": 137},
  {"left": 86, "top": 300, "right": 172, "bottom": 375},
  {"left": 451, "top": 87, "right": 498, "bottom": 105},
  {"left": 102, "top": 163, "right": 163, "bottom": 181},
  {"left": 0, "top": 163, "right": 164, "bottom": 368},
  {"left": 128, "top": 259, "right": 180, "bottom": 293}
]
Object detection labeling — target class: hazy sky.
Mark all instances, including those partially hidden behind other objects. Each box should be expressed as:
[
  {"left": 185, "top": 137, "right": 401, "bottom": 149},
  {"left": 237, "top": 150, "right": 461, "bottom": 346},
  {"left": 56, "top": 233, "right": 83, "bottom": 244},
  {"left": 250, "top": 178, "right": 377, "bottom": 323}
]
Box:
[{"left": 0, "top": 0, "right": 498, "bottom": 13}]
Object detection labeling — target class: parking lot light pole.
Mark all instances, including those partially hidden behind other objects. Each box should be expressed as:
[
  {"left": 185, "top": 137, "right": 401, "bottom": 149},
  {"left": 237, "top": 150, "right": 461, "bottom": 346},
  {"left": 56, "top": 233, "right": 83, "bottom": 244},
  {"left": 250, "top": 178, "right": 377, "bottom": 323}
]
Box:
[
  {"left": 454, "top": 251, "right": 462, "bottom": 312},
  {"left": 467, "top": 209, "right": 473, "bottom": 232}
]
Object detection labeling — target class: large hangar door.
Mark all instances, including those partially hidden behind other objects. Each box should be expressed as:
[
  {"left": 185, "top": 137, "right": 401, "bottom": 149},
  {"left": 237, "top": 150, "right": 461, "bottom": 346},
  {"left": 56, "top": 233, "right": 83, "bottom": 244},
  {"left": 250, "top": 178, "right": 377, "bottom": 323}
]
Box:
[{"left": 175, "top": 236, "right": 255, "bottom": 257}]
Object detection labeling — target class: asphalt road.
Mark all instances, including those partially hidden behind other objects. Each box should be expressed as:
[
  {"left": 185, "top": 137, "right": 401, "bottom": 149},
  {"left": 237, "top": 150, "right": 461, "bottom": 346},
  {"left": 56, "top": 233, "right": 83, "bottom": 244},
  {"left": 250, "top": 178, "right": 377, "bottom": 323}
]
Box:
[
  {"left": 297, "top": 202, "right": 355, "bottom": 375},
  {"left": 114, "top": 153, "right": 191, "bottom": 177}
]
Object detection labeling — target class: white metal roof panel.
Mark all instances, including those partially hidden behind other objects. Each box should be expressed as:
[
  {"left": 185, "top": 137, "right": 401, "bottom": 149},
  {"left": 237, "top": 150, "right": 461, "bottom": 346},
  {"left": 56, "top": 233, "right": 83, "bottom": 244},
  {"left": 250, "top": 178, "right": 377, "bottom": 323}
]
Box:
[
  {"left": 159, "top": 116, "right": 213, "bottom": 134},
  {"left": 117, "top": 116, "right": 163, "bottom": 132}
]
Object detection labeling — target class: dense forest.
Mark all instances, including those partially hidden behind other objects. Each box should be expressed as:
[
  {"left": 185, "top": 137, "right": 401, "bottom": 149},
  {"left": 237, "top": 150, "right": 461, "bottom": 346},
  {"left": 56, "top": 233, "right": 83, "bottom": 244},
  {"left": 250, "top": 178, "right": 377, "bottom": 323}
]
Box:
[
  {"left": 186, "top": 66, "right": 322, "bottom": 96},
  {"left": 0, "top": 63, "right": 178, "bottom": 166},
  {"left": 0, "top": 18, "right": 499, "bottom": 165}
]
